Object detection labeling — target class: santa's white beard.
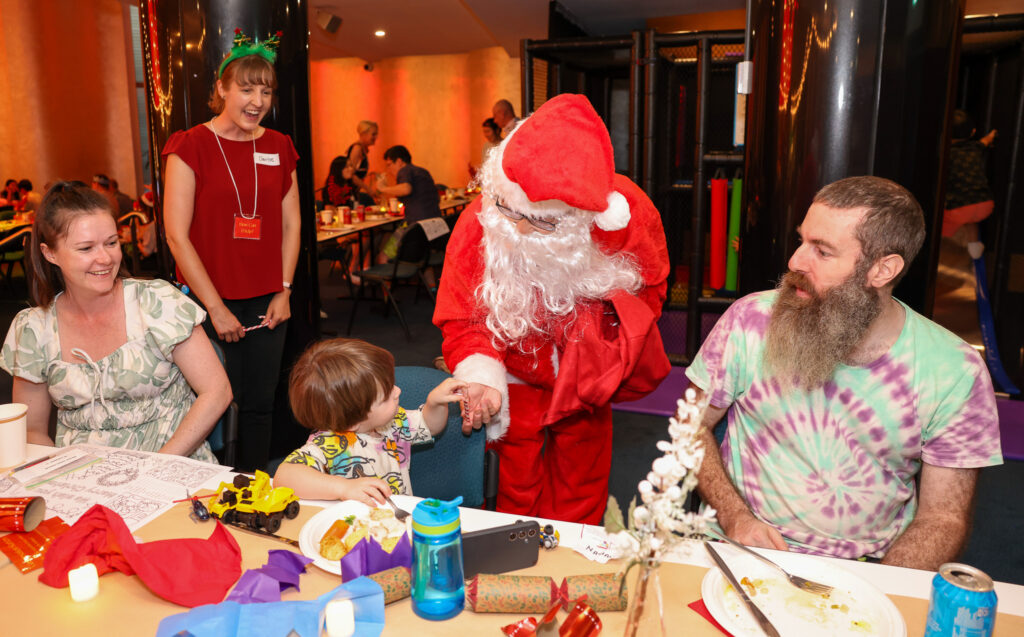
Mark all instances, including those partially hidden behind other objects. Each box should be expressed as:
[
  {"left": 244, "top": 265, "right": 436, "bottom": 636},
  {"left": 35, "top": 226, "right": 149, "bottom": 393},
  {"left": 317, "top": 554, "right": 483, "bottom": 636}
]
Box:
[{"left": 478, "top": 201, "right": 642, "bottom": 347}]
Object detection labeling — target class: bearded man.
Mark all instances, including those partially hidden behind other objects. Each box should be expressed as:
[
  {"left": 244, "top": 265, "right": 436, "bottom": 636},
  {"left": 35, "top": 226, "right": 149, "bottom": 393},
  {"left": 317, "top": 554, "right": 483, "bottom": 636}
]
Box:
[
  {"left": 687, "top": 176, "right": 1002, "bottom": 570},
  {"left": 434, "top": 94, "right": 670, "bottom": 524}
]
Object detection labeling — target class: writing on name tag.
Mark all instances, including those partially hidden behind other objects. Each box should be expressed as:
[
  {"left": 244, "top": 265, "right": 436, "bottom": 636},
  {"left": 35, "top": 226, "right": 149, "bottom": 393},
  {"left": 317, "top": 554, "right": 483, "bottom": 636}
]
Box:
[{"left": 254, "top": 152, "right": 280, "bottom": 166}]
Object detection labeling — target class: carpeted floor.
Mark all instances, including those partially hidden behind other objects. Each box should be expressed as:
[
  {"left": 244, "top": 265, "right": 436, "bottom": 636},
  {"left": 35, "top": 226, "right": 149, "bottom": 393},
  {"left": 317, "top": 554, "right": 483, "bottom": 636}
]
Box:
[{"left": 1, "top": 262, "right": 1020, "bottom": 584}]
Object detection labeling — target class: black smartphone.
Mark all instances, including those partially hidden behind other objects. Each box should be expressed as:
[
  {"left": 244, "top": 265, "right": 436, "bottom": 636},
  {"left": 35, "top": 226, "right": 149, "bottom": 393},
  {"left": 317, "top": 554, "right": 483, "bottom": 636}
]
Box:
[{"left": 462, "top": 519, "right": 541, "bottom": 578}]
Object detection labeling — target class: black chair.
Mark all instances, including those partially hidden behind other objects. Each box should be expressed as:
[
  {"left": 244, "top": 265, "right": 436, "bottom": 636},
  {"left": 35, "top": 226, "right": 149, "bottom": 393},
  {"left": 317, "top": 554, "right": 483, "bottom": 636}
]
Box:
[
  {"left": 0, "top": 226, "right": 31, "bottom": 294},
  {"left": 426, "top": 211, "right": 460, "bottom": 279},
  {"left": 346, "top": 221, "right": 439, "bottom": 340},
  {"left": 398, "top": 366, "right": 498, "bottom": 509}
]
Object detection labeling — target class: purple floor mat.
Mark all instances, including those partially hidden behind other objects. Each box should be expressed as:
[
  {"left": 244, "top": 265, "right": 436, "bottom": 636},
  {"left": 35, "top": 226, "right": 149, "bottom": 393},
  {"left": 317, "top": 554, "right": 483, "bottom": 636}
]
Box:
[
  {"left": 997, "top": 398, "right": 1024, "bottom": 462},
  {"left": 613, "top": 368, "right": 1024, "bottom": 462}
]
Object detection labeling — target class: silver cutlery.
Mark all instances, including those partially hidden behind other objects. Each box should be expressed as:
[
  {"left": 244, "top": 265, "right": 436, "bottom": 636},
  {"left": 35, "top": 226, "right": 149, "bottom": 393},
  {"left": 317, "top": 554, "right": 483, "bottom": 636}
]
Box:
[
  {"left": 719, "top": 534, "right": 834, "bottom": 595},
  {"left": 705, "top": 542, "right": 781, "bottom": 637},
  {"left": 385, "top": 496, "right": 411, "bottom": 522}
]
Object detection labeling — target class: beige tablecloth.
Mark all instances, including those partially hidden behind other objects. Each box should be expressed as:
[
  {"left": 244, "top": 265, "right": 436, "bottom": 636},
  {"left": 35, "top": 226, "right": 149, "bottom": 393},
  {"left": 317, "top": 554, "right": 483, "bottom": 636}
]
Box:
[{"left": 4, "top": 501, "right": 1023, "bottom": 636}]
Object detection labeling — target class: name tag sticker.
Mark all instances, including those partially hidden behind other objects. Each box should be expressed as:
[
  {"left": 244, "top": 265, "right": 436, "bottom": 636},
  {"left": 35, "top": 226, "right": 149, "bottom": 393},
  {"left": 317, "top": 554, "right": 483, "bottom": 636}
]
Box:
[
  {"left": 233, "top": 215, "right": 262, "bottom": 240},
  {"left": 254, "top": 152, "right": 280, "bottom": 166}
]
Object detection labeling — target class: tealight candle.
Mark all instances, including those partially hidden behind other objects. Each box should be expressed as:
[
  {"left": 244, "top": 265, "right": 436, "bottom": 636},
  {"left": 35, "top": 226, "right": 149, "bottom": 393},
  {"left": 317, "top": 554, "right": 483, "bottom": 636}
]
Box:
[
  {"left": 68, "top": 562, "right": 99, "bottom": 602},
  {"left": 324, "top": 599, "right": 355, "bottom": 637}
]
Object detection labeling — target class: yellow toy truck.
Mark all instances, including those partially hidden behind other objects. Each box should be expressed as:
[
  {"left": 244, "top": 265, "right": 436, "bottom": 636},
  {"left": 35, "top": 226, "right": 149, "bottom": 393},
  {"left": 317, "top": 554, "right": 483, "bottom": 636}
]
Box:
[{"left": 208, "top": 470, "right": 300, "bottom": 533}]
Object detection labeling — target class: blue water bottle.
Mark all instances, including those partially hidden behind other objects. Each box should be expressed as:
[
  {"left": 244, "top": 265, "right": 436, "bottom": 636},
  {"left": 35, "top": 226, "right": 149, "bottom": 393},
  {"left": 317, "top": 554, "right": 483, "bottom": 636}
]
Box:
[{"left": 411, "top": 496, "right": 465, "bottom": 620}]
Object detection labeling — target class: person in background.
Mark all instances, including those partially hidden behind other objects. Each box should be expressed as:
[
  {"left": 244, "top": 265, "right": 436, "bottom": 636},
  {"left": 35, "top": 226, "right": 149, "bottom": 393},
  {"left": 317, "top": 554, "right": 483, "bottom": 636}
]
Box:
[
  {"left": 470, "top": 118, "right": 503, "bottom": 180},
  {"left": 482, "top": 117, "right": 502, "bottom": 161},
  {"left": 435, "top": 94, "right": 671, "bottom": 524},
  {"left": 1, "top": 179, "right": 20, "bottom": 207},
  {"left": 0, "top": 183, "right": 231, "bottom": 461},
  {"left": 492, "top": 99, "right": 521, "bottom": 138},
  {"left": 343, "top": 120, "right": 379, "bottom": 205},
  {"left": 370, "top": 145, "right": 441, "bottom": 226},
  {"left": 17, "top": 179, "right": 41, "bottom": 212},
  {"left": 162, "top": 29, "right": 300, "bottom": 472},
  {"left": 368, "top": 146, "right": 444, "bottom": 286},
  {"left": 321, "top": 154, "right": 356, "bottom": 209},
  {"left": 91, "top": 174, "right": 121, "bottom": 216},
  {"left": 687, "top": 176, "right": 1001, "bottom": 571},
  {"left": 275, "top": 338, "right": 467, "bottom": 505},
  {"left": 110, "top": 179, "right": 135, "bottom": 216},
  {"left": 943, "top": 109, "right": 997, "bottom": 242}
]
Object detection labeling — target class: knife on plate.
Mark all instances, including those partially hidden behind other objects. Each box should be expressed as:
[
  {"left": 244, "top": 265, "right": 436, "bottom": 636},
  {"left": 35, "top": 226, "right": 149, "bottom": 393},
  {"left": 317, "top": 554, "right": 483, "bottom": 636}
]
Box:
[{"left": 705, "top": 542, "right": 781, "bottom": 637}]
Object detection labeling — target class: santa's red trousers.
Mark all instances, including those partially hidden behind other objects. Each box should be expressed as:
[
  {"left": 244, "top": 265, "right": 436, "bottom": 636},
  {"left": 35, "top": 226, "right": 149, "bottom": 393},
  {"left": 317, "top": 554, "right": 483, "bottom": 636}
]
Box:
[{"left": 488, "top": 383, "right": 613, "bottom": 525}]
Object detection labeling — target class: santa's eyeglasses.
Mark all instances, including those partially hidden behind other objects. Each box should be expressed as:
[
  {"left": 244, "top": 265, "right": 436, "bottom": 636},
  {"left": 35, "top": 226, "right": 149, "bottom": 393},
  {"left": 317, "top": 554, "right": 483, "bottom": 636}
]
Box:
[{"left": 494, "top": 199, "right": 558, "bottom": 233}]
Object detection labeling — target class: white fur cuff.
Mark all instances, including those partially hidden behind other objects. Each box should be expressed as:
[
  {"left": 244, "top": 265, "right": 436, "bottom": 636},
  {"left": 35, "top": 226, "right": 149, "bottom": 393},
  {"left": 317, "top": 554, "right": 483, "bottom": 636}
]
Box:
[{"left": 452, "top": 354, "right": 510, "bottom": 440}]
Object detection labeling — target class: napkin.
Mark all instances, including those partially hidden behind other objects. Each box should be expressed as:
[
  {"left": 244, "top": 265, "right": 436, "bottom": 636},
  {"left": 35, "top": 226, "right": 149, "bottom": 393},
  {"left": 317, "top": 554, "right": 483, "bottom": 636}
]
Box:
[
  {"left": 339, "top": 532, "right": 412, "bottom": 582},
  {"left": 225, "top": 550, "right": 314, "bottom": 604},
  {"left": 156, "top": 577, "right": 386, "bottom": 637},
  {"left": 688, "top": 599, "right": 734, "bottom": 636},
  {"left": 39, "top": 504, "right": 242, "bottom": 607}
]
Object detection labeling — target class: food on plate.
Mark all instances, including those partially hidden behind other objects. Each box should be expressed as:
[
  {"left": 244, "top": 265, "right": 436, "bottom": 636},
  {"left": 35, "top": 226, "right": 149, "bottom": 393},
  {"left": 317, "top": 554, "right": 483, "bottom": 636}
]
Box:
[
  {"left": 724, "top": 576, "right": 879, "bottom": 635},
  {"left": 317, "top": 507, "right": 407, "bottom": 560},
  {"left": 319, "top": 515, "right": 356, "bottom": 560}
]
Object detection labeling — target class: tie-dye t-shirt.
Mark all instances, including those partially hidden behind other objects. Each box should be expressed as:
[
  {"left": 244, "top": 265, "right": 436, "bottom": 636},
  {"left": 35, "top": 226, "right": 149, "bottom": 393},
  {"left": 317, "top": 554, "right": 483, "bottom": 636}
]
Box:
[
  {"left": 282, "top": 407, "right": 432, "bottom": 495},
  {"left": 686, "top": 291, "right": 1001, "bottom": 559}
]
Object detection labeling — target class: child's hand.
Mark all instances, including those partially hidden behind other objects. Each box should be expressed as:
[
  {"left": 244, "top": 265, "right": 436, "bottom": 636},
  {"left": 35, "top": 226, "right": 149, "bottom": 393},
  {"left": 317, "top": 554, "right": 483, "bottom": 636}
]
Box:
[
  {"left": 338, "top": 477, "right": 392, "bottom": 507},
  {"left": 426, "top": 377, "right": 470, "bottom": 408}
]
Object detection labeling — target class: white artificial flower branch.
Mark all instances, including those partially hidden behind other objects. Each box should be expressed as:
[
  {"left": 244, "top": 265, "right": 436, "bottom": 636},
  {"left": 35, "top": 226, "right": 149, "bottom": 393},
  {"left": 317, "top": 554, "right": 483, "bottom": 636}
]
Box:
[{"left": 605, "top": 387, "right": 717, "bottom": 571}]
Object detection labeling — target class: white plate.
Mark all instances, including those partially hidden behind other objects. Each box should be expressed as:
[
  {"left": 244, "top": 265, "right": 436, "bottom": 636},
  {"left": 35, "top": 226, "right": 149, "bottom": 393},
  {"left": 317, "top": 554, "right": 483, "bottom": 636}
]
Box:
[
  {"left": 298, "top": 500, "right": 373, "bottom": 575},
  {"left": 701, "top": 547, "right": 907, "bottom": 637}
]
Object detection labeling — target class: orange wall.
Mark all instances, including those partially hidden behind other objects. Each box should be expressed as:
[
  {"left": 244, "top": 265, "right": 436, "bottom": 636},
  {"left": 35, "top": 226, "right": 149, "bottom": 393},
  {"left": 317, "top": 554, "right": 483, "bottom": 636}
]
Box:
[
  {"left": 310, "top": 46, "right": 520, "bottom": 191},
  {"left": 0, "top": 0, "right": 139, "bottom": 197}
]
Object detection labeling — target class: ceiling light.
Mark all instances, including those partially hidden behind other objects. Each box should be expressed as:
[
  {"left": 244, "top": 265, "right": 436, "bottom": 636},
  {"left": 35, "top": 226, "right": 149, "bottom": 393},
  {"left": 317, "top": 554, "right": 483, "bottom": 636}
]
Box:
[{"left": 374, "top": 30, "right": 385, "bottom": 37}]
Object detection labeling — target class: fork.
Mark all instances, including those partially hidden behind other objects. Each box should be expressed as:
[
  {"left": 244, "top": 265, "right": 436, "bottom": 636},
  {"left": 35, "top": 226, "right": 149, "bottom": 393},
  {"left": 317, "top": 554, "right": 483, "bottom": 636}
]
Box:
[
  {"left": 385, "top": 496, "right": 411, "bottom": 522},
  {"left": 719, "top": 535, "right": 834, "bottom": 595}
]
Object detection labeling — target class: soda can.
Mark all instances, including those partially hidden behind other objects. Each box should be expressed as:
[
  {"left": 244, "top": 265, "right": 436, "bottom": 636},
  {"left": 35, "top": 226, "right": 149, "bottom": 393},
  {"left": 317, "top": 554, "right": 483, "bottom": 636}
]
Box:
[{"left": 924, "top": 562, "right": 997, "bottom": 637}]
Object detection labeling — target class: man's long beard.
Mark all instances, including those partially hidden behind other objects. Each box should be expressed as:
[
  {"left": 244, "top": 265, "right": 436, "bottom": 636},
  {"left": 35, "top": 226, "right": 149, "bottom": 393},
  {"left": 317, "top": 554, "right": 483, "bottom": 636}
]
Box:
[
  {"left": 763, "top": 264, "right": 881, "bottom": 392},
  {"left": 477, "top": 202, "right": 642, "bottom": 347}
]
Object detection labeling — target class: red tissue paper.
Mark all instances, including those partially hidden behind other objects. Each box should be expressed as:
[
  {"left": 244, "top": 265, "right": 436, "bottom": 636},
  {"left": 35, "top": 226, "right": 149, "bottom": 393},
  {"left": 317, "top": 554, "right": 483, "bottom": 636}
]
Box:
[{"left": 39, "top": 503, "right": 242, "bottom": 607}]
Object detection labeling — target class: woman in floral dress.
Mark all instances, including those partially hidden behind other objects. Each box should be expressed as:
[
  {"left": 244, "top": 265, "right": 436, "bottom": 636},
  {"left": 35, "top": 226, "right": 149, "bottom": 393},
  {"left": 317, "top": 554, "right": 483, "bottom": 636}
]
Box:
[{"left": 0, "top": 184, "right": 231, "bottom": 461}]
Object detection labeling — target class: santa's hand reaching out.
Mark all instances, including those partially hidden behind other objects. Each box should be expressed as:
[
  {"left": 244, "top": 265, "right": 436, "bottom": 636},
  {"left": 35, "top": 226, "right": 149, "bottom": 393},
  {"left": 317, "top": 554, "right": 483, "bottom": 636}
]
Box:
[{"left": 461, "top": 382, "right": 502, "bottom": 433}]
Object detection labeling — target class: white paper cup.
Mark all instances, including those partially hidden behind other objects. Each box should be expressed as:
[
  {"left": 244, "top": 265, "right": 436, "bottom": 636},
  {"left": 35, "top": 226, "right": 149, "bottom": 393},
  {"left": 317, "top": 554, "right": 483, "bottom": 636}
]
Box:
[
  {"left": 0, "top": 403, "right": 28, "bottom": 468},
  {"left": 320, "top": 210, "right": 334, "bottom": 226}
]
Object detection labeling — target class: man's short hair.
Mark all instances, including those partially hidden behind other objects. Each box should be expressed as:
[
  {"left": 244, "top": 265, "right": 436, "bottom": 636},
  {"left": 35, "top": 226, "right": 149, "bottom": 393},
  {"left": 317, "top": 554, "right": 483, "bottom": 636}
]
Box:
[
  {"left": 17, "top": 179, "right": 32, "bottom": 192},
  {"left": 494, "top": 99, "right": 515, "bottom": 118},
  {"left": 812, "top": 176, "right": 925, "bottom": 286},
  {"left": 383, "top": 145, "right": 412, "bottom": 164},
  {"left": 288, "top": 338, "right": 395, "bottom": 433}
]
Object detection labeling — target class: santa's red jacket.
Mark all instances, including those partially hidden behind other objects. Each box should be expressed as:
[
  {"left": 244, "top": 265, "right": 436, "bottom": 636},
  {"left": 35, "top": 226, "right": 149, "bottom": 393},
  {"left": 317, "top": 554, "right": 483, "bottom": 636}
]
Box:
[{"left": 433, "top": 174, "right": 671, "bottom": 439}]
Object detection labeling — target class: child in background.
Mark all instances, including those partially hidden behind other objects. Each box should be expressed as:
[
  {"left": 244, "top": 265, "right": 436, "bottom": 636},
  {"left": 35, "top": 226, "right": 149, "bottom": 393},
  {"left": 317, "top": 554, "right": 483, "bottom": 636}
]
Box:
[
  {"left": 943, "top": 109, "right": 997, "bottom": 241},
  {"left": 274, "top": 338, "right": 466, "bottom": 505}
]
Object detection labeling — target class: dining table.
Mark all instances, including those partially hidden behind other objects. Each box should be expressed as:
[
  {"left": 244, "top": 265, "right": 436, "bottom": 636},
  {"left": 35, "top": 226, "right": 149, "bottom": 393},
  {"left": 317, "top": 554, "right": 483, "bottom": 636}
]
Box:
[
  {"left": 314, "top": 196, "right": 475, "bottom": 245},
  {"left": 3, "top": 443, "right": 1023, "bottom": 636}
]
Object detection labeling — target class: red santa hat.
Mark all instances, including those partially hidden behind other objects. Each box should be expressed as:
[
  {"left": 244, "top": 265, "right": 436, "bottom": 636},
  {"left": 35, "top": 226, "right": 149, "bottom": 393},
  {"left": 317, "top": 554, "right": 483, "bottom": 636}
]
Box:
[{"left": 501, "top": 94, "right": 631, "bottom": 231}]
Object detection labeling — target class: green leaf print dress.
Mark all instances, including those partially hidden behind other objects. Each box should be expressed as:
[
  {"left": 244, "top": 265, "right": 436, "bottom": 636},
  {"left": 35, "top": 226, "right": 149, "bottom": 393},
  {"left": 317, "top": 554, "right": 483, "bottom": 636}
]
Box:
[{"left": 0, "top": 278, "right": 217, "bottom": 463}]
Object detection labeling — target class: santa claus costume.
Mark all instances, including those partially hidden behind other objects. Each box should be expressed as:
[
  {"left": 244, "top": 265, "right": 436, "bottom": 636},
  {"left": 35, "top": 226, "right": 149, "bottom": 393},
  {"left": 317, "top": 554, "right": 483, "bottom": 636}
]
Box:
[{"left": 433, "top": 94, "right": 671, "bottom": 524}]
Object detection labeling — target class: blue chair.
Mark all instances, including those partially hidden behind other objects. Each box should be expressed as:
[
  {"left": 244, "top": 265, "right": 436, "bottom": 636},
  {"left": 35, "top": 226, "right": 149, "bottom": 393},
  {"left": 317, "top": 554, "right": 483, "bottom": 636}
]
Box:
[
  {"left": 397, "top": 366, "right": 498, "bottom": 509},
  {"left": 207, "top": 341, "right": 240, "bottom": 467}
]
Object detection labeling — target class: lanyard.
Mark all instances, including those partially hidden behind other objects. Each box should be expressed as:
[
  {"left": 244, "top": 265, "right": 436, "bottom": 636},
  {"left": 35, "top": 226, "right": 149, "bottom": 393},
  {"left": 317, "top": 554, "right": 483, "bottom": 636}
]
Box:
[{"left": 209, "top": 119, "right": 258, "bottom": 219}]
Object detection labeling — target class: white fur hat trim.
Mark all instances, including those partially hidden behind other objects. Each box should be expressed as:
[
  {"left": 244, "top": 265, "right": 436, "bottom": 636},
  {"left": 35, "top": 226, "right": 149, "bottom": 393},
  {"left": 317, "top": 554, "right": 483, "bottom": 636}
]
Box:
[{"left": 595, "top": 191, "right": 630, "bottom": 231}]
